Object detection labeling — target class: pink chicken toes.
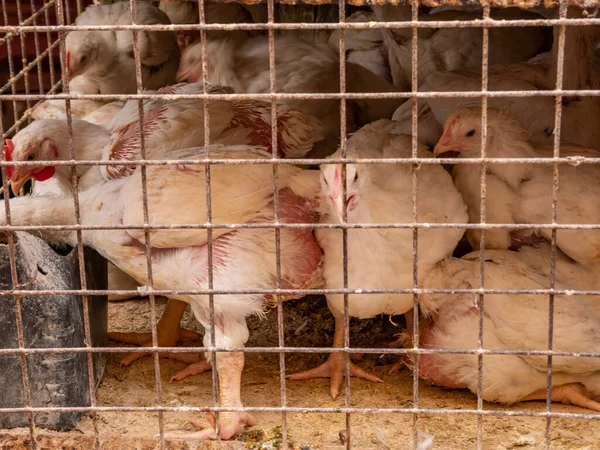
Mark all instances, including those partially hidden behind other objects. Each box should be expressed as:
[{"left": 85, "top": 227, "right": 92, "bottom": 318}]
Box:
[
  {"left": 108, "top": 299, "right": 202, "bottom": 367},
  {"left": 170, "top": 359, "right": 213, "bottom": 382},
  {"left": 288, "top": 317, "right": 383, "bottom": 399}
]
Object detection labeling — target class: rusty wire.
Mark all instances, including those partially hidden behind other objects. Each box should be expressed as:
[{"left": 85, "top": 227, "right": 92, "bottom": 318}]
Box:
[
  {"left": 409, "top": 0, "right": 420, "bottom": 447},
  {"left": 1, "top": 0, "right": 600, "bottom": 448},
  {"left": 2, "top": 0, "right": 21, "bottom": 130},
  {"left": 265, "top": 0, "right": 289, "bottom": 446},
  {"left": 1, "top": 343, "right": 600, "bottom": 358},
  {"left": 195, "top": 0, "right": 223, "bottom": 442},
  {"left": 4, "top": 88, "right": 600, "bottom": 102},
  {"left": 544, "top": 2, "right": 569, "bottom": 446},
  {"left": 475, "top": 1, "right": 490, "bottom": 448},
  {"left": 0, "top": 404, "right": 596, "bottom": 419},
  {"left": 54, "top": 0, "right": 100, "bottom": 447},
  {"left": 126, "top": 0, "right": 168, "bottom": 446},
  {"left": 3, "top": 16, "right": 600, "bottom": 32},
  {"left": 1, "top": 0, "right": 38, "bottom": 446},
  {"left": 0, "top": 285, "right": 598, "bottom": 297},
  {"left": 336, "top": 2, "right": 353, "bottom": 448}
]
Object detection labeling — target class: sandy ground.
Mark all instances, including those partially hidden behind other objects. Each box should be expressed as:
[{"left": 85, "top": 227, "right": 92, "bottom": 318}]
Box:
[{"left": 1, "top": 296, "right": 600, "bottom": 450}]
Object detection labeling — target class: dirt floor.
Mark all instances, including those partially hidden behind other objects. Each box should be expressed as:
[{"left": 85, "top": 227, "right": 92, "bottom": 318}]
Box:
[{"left": 1, "top": 296, "right": 600, "bottom": 450}]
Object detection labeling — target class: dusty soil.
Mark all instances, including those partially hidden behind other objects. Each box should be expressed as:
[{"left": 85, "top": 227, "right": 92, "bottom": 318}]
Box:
[{"left": 2, "top": 296, "right": 600, "bottom": 450}]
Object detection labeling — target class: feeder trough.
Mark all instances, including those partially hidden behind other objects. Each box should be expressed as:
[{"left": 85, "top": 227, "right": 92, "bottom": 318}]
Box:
[{"left": 0, "top": 231, "right": 108, "bottom": 430}]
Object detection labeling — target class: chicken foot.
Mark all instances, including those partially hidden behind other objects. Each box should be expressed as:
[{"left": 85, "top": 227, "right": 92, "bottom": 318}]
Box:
[
  {"left": 163, "top": 351, "right": 257, "bottom": 440},
  {"left": 170, "top": 359, "right": 212, "bottom": 382},
  {"left": 288, "top": 317, "right": 383, "bottom": 398},
  {"left": 108, "top": 299, "right": 202, "bottom": 367},
  {"left": 522, "top": 383, "right": 600, "bottom": 411}
]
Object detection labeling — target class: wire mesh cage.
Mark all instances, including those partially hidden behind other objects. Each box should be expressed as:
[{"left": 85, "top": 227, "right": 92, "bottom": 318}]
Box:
[{"left": 1, "top": 0, "right": 600, "bottom": 448}]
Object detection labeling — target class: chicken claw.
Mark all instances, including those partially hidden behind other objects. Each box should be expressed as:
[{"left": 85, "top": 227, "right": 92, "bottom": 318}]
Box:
[
  {"left": 163, "top": 412, "right": 257, "bottom": 441},
  {"left": 288, "top": 352, "right": 383, "bottom": 399}
]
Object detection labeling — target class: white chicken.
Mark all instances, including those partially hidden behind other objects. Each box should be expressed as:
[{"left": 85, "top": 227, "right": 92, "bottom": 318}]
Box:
[
  {"left": 65, "top": 1, "right": 180, "bottom": 95},
  {"left": 0, "top": 145, "right": 323, "bottom": 440},
  {"left": 289, "top": 120, "right": 467, "bottom": 398},
  {"left": 177, "top": 34, "right": 403, "bottom": 158},
  {"left": 416, "top": 245, "right": 600, "bottom": 412},
  {"left": 434, "top": 106, "right": 600, "bottom": 268},
  {"left": 328, "top": 11, "right": 391, "bottom": 84},
  {"left": 6, "top": 82, "right": 325, "bottom": 367},
  {"left": 393, "top": 19, "right": 600, "bottom": 148},
  {"left": 372, "top": 5, "right": 549, "bottom": 92},
  {"left": 100, "top": 83, "right": 324, "bottom": 365}
]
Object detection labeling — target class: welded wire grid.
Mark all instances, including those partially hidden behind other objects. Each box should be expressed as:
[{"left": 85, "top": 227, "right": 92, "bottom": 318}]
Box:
[{"left": 0, "top": 0, "right": 600, "bottom": 449}]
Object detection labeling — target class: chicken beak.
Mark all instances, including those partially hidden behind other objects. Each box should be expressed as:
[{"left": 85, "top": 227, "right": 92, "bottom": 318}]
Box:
[
  {"left": 433, "top": 138, "right": 460, "bottom": 158},
  {"left": 330, "top": 165, "right": 348, "bottom": 223},
  {"left": 332, "top": 195, "right": 346, "bottom": 223},
  {"left": 9, "top": 173, "right": 31, "bottom": 196}
]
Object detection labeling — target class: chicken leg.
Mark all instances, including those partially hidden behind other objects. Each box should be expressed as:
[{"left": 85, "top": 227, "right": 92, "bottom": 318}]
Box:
[
  {"left": 288, "top": 316, "right": 383, "bottom": 398},
  {"left": 164, "top": 351, "right": 257, "bottom": 440},
  {"left": 108, "top": 299, "right": 202, "bottom": 367}
]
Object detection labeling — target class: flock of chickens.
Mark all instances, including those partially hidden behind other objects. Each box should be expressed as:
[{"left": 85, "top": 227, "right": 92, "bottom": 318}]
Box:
[{"left": 2, "top": 0, "right": 600, "bottom": 441}]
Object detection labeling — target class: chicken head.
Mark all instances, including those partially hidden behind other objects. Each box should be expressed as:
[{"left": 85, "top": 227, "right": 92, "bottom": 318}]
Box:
[
  {"left": 434, "top": 111, "right": 481, "bottom": 158},
  {"left": 434, "top": 107, "right": 529, "bottom": 158},
  {"left": 4, "top": 119, "right": 110, "bottom": 196},
  {"left": 3, "top": 138, "right": 57, "bottom": 195},
  {"left": 65, "top": 31, "right": 109, "bottom": 81},
  {"left": 321, "top": 162, "right": 364, "bottom": 223}
]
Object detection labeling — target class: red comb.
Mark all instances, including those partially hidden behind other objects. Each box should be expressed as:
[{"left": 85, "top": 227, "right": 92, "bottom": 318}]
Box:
[
  {"left": 3, "top": 139, "right": 13, "bottom": 161},
  {"left": 66, "top": 51, "right": 71, "bottom": 72},
  {"left": 3, "top": 139, "right": 14, "bottom": 178}
]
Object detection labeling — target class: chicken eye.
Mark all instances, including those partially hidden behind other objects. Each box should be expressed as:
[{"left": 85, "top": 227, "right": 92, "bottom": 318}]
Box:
[
  {"left": 353, "top": 172, "right": 358, "bottom": 182},
  {"left": 80, "top": 55, "right": 88, "bottom": 65},
  {"left": 323, "top": 177, "right": 329, "bottom": 186},
  {"left": 465, "top": 129, "right": 476, "bottom": 137},
  {"left": 26, "top": 153, "right": 35, "bottom": 161}
]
